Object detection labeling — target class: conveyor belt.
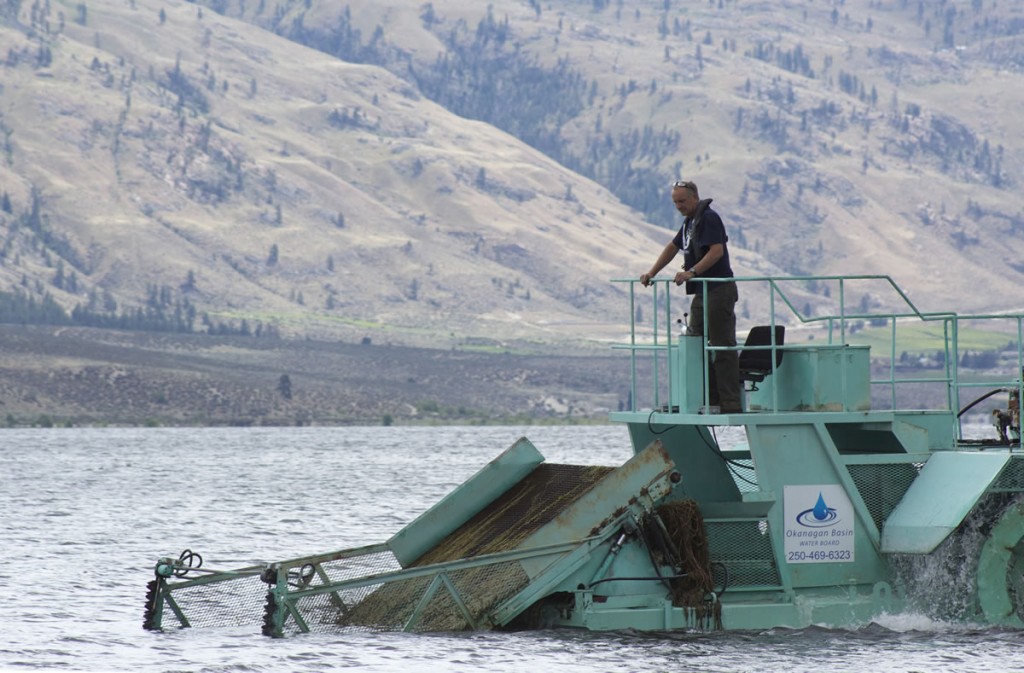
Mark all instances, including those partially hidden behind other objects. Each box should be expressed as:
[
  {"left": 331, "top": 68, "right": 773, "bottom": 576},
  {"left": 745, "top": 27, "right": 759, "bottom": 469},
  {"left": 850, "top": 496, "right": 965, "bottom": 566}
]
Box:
[
  {"left": 336, "top": 463, "right": 613, "bottom": 631},
  {"left": 414, "top": 463, "right": 615, "bottom": 565}
]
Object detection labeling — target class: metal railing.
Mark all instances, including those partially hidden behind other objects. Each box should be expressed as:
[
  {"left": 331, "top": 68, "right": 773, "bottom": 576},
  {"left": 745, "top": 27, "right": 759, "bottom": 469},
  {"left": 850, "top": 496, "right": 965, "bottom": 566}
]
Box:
[
  {"left": 613, "top": 274, "right": 1024, "bottom": 436},
  {"left": 145, "top": 535, "right": 611, "bottom": 636}
]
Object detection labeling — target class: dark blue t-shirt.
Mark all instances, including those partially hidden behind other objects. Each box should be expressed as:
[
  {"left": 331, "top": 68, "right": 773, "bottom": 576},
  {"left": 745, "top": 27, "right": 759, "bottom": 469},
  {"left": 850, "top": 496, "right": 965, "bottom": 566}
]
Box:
[{"left": 671, "top": 201, "right": 733, "bottom": 294}]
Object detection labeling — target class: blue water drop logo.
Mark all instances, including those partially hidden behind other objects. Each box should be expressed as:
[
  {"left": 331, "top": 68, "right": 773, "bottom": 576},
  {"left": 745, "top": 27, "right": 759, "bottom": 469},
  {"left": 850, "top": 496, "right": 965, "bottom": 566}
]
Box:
[
  {"left": 796, "top": 491, "right": 839, "bottom": 527},
  {"left": 813, "top": 493, "right": 830, "bottom": 521}
]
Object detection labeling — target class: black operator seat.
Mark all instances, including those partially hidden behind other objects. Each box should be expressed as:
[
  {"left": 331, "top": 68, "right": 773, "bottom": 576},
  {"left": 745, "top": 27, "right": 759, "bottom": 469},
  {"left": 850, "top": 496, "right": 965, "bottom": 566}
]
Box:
[{"left": 738, "top": 325, "right": 785, "bottom": 391}]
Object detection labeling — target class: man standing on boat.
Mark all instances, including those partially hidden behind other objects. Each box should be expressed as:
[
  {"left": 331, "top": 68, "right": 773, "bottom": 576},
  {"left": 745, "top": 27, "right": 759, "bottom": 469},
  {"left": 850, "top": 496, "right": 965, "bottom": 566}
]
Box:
[{"left": 640, "top": 180, "right": 742, "bottom": 414}]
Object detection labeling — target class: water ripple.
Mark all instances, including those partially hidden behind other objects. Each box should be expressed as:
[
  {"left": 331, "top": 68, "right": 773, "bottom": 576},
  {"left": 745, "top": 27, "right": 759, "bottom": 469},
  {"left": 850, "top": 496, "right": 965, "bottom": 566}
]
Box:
[{"left": 2, "top": 425, "right": 1023, "bottom": 672}]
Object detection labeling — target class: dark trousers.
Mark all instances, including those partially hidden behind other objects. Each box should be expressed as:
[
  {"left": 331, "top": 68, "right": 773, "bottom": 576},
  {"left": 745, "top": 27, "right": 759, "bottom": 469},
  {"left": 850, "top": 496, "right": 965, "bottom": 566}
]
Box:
[{"left": 688, "top": 282, "right": 741, "bottom": 411}]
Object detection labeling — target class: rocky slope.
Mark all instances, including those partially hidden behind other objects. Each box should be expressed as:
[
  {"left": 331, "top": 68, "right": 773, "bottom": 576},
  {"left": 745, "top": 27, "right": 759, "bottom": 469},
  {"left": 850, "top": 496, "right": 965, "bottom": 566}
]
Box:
[{"left": 0, "top": 325, "right": 634, "bottom": 426}]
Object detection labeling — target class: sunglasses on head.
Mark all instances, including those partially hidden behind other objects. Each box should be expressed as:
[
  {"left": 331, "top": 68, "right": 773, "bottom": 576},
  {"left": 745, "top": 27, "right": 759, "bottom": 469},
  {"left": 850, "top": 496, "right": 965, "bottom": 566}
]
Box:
[{"left": 672, "top": 180, "right": 696, "bottom": 191}]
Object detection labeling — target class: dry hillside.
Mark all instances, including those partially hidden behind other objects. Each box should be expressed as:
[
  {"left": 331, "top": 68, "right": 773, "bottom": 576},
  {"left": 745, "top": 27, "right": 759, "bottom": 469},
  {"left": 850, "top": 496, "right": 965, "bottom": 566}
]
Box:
[
  {"left": 205, "top": 0, "right": 1024, "bottom": 316},
  {"left": 2, "top": 0, "right": 1024, "bottom": 423},
  {"left": 1, "top": 0, "right": 670, "bottom": 346},
  {"left": 2, "top": 0, "right": 1023, "bottom": 348}
]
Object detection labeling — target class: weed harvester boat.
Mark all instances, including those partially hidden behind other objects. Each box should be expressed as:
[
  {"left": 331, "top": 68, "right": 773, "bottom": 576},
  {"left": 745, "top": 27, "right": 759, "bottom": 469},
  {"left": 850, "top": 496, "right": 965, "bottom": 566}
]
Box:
[{"left": 144, "top": 274, "right": 1024, "bottom": 636}]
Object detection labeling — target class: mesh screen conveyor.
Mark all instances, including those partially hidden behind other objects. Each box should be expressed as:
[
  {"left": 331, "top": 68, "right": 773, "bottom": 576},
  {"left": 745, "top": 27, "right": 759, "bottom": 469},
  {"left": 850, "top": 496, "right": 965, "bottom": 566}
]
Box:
[
  {"left": 143, "top": 438, "right": 680, "bottom": 637},
  {"left": 331, "top": 463, "right": 615, "bottom": 632},
  {"left": 415, "top": 464, "right": 615, "bottom": 564}
]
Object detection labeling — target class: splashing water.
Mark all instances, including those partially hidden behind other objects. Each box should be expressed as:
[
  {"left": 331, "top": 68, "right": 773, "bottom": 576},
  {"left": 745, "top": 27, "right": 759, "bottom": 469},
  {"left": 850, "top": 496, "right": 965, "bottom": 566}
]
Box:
[{"left": 889, "top": 494, "right": 1024, "bottom": 623}]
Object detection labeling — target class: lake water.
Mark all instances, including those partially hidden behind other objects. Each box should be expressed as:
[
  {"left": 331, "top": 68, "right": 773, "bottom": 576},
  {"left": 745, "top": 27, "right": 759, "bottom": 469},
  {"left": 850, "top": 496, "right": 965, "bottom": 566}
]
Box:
[{"left": 3, "top": 424, "right": 1024, "bottom": 673}]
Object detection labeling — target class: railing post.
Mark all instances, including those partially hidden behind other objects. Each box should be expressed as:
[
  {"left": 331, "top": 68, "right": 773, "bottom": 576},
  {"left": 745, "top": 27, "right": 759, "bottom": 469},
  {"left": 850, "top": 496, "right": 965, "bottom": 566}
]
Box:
[
  {"left": 652, "top": 282, "right": 661, "bottom": 410},
  {"left": 629, "top": 281, "right": 638, "bottom": 411}
]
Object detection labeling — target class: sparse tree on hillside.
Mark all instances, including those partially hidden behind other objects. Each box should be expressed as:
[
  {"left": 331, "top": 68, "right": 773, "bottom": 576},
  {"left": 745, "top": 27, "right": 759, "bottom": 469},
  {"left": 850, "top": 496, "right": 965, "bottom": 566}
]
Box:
[
  {"left": 52, "top": 261, "right": 65, "bottom": 289},
  {"left": 36, "top": 45, "right": 52, "bottom": 67},
  {"left": 420, "top": 2, "right": 436, "bottom": 26},
  {"left": 103, "top": 290, "right": 117, "bottom": 312},
  {"left": 277, "top": 374, "right": 292, "bottom": 400},
  {"left": 267, "top": 244, "right": 278, "bottom": 265}
]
